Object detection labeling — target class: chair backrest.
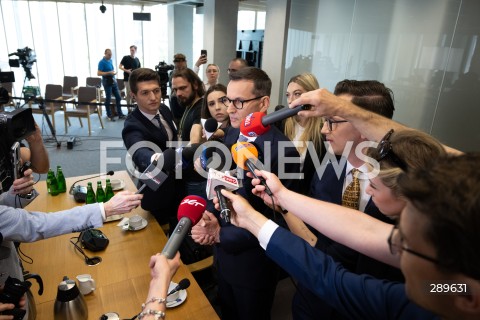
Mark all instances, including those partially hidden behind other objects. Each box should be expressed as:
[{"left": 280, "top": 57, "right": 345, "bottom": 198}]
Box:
[
  {"left": 63, "top": 76, "right": 78, "bottom": 94},
  {"left": 86, "top": 77, "right": 101, "bottom": 88},
  {"left": 44, "top": 84, "right": 63, "bottom": 107},
  {"left": 1, "top": 82, "right": 13, "bottom": 93},
  {"left": 77, "top": 86, "right": 97, "bottom": 110},
  {"left": 117, "top": 79, "right": 125, "bottom": 90}
]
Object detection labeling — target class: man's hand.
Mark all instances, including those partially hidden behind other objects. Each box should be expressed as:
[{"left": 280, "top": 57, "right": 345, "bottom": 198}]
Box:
[
  {"left": 248, "top": 170, "right": 286, "bottom": 208},
  {"left": 289, "top": 88, "right": 348, "bottom": 119},
  {"left": 103, "top": 191, "right": 143, "bottom": 217},
  {"left": 11, "top": 169, "right": 35, "bottom": 196},
  {"left": 195, "top": 55, "right": 207, "bottom": 67},
  {"left": 191, "top": 211, "right": 220, "bottom": 245},
  {"left": 213, "top": 189, "right": 267, "bottom": 236}
]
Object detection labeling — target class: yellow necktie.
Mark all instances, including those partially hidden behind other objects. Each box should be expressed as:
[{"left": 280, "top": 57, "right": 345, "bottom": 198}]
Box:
[{"left": 342, "top": 168, "right": 360, "bottom": 210}]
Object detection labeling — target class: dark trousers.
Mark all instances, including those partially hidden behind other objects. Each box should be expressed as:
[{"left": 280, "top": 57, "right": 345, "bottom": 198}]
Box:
[{"left": 102, "top": 78, "right": 124, "bottom": 117}]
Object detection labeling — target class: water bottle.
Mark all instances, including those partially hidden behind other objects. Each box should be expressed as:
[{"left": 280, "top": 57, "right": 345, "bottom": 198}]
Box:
[
  {"left": 104, "top": 179, "right": 114, "bottom": 201},
  {"left": 95, "top": 181, "right": 106, "bottom": 203},
  {"left": 56, "top": 166, "right": 66, "bottom": 193},
  {"left": 49, "top": 169, "right": 59, "bottom": 196},
  {"left": 46, "top": 169, "right": 53, "bottom": 194},
  {"left": 85, "top": 182, "right": 96, "bottom": 204}
]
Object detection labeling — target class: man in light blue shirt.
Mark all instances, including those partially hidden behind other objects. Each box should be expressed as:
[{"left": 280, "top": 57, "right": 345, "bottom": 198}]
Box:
[{"left": 97, "top": 48, "right": 126, "bottom": 121}]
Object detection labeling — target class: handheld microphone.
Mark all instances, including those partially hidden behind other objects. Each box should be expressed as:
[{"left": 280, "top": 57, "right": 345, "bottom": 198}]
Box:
[
  {"left": 136, "top": 149, "right": 176, "bottom": 194},
  {"left": 161, "top": 196, "right": 206, "bottom": 259},
  {"left": 70, "top": 171, "right": 114, "bottom": 203},
  {"left": 204, "top": 117, "right": 225, "bottom": 141},
  {"left": 167, "top": 278, "right": 191, "bottom": 296},
  {"left": 231, "top": 142, "right": 273, "bottom": 196},
  {"left": 240, "top": 104, "right": 311, "bottom": 137},
  {"left": 206, "top": 168, "right": 239, "bottom": 223}
]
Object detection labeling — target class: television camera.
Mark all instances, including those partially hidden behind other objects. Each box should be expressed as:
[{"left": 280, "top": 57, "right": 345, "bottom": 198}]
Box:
[
  {"left": 0, "top": 107, "right": 36, "bottom": 194},
  {"left": 155, "top": 61, "right": 174, "bottom": 99},
  {"left": 8, "top": 47, "right": 37, "bottom": 80}
]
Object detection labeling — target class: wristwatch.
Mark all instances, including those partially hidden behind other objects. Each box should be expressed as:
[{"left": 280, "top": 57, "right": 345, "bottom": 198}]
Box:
[{"left": 18, "top": 190, "right": 36, "bottom": 200}]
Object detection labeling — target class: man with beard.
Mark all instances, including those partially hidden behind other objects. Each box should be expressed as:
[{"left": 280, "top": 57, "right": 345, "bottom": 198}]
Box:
[{"left": 171, "top": 68, "right": 206, "bottom": 198}]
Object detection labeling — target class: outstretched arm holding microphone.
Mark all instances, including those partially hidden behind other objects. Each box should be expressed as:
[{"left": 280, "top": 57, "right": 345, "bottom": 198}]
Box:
[{"left": 290, "top": 88, "right": 461, "bottom": 154}]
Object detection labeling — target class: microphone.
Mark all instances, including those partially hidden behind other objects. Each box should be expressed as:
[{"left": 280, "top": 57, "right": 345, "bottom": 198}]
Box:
[
  {"left": 167, "top": 278, "right": 191, "bottom": 296},
  {"left": 204, "top": 117, "right": 224, "bottom": 141},
  {"left": 70, "top": 171, "right": 114, "bottom": 203},
  {"left": 240, "top": 104, "right": 311, "bottom": 137},
  {"left": 231, "top": 142, "right": 273, "bottom": 196},
  {"left": 136, "top": 149, "right": 176, "bottom": 194},
  {"left": 180, "top": 143, "right": 201, "bottom": 169},
  {"left": 206, "top": 168, "right": 239, "bottom": 223},
  {"left": 161, "top": 195, "right": 206, "bottom": 259}
]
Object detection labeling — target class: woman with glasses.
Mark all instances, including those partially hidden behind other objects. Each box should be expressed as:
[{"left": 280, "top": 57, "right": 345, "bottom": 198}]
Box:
[{"left": 284, "top": 73, "right": 325, "bottom": 194}]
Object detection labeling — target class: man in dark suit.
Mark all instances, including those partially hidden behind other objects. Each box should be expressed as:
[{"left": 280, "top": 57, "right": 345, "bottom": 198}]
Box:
[
  {"left": 122, "top": 68, "right": 178, "bottom": 227},
  {"left": 293, "top": 80, "right": 403, "bottom": 320},
  {"left": 192, "top": 67, "right": 300, "bottom": 320}
]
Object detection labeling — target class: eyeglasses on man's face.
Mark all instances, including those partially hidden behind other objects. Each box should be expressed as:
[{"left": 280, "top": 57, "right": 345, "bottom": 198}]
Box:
[
  {"left": 387, "top": 225, "right": 441, "bottom": 265},
  {"left": 220, "top": 96, "right": 263, "bottom": 110},
  {"left": 322, "top": 118, "right": 348, "bottom": 132},
  {"left": 376, "top": 129, "right": 408, "bottom": 171}
]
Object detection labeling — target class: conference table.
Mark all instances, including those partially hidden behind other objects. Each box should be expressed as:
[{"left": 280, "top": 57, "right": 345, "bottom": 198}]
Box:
[{"left": 21, "top": 170, "right": 219, "bottom": 320}]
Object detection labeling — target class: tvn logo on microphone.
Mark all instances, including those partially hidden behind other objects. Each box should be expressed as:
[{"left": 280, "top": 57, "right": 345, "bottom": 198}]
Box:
[{"left": 242, "top": 113, "right": 257, "bottom": 137}]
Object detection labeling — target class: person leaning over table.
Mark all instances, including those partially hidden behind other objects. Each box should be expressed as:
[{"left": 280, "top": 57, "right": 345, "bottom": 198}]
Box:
[{"left": 0, "top": 168, "right": 142, "bottom": 318}]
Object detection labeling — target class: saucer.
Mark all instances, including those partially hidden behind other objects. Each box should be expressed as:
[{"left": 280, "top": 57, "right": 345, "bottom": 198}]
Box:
[
  {"left": 105, "top": 214, "right": 124, "bottom": 223},
  {"left": 166, "top": 282, "right": 187, "bottom": 308},
  {"left": 102, "top": 179, "right": 125, "bottom": 191},
  {"left": 120, "top": 217, "right": 148, "bottom": 231}
]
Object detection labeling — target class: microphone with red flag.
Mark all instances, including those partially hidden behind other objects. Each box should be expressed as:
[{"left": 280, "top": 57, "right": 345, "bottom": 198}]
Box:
[
  {"left": 161, "top": 195, "right": 206, "bottom": 259},
  {"left": 240, "top": 104, "right": 311, "bottom": 138},
  {"left": 231, "top": 142, "right": 273, "bottom": 196}
]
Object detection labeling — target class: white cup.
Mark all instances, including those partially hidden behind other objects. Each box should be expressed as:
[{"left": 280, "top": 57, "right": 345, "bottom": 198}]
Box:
[
  {"left": 76, "top": 274, "right": 96, "bottom": 295},
  {"left": 129, "top": 215, "right": 143, "bottom": 229}
]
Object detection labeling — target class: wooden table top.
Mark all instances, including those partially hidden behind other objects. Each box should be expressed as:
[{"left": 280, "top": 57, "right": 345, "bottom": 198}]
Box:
[{"left": 21, "top": 170, "right": 219, "bottom": 320}]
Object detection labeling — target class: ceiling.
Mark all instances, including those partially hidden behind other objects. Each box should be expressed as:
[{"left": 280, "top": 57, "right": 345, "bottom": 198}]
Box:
[{"left": 38, "top": 0, "right": 267, "bottom": 11}]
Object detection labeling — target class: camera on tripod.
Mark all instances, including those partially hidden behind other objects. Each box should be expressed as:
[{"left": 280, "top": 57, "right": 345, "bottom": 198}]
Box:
[
  {"left": 155, "top": 61, "right": 174, "bottom": 99},
  {"left": 0, "top": 108, "right": 36, "bottom": 193},
  {"left": 8, "top": 47, "right": 37, "bottom": 80}
]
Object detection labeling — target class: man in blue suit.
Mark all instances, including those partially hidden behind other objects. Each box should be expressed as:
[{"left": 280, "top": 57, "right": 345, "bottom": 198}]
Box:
[
  {"left": 192, "top": 67, "right": 300, "bottom": 320},
  {"left": 294, "top": 80, "right": 402, "bottom": 320},
  {"left": 122, "top": 68, "right": 178, "bottom": 227}
]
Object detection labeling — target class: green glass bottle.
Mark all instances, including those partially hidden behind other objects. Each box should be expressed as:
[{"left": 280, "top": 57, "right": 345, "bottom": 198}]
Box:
[
  {"left": 56, "top": 166, "right": 66, "bottom": 193},
  {"left": 86, "top": 182, "right": 96, "bottom": 204},
  {"left": 96, "top": 181, "right": 106, "bottom": 203},
  {"left": 49, "top": 169, "right": 59, "bottom": 196},
  {"left": 46, "top": 169, "right": 54, "bottom": 194},
  {"left": 104, "top": 179, "right": 114, "bottom": 201}
]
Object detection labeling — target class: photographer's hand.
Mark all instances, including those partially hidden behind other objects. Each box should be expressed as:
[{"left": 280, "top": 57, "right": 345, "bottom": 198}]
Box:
[
  {"left": 0, "top": 302, "right": 15, "bottom": 317},
  {"left": 11, "top": 169, "right": 34, "bottom": 196},
  {"left": 24, "top": 122, "right": 49, "bottom": 173}
]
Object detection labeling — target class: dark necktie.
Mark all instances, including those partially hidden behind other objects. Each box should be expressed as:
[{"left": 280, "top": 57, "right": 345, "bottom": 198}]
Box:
[
  {"left": 342, "top": 168, "right": 360, "bottom": 210},
  {"left": 153, "top": 114, "right": 172, "bottom": 140}
]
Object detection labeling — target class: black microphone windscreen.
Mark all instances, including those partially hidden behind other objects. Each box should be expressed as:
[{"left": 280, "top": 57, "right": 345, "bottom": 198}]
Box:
[
  {"left": 178, "top": 278, "right": 191, "bottom": 290},
  {"left": 181, "top": 143, "right": 201, "bottom": 162},
  {"left": 107, "top": 170, "right": 114, "bottom": 175},
  {"left": 204, "top": 117, "right": 219, "bottom": 133},
  {"left": 162, "top": 149, "right": 177, "bottom": 172}
]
